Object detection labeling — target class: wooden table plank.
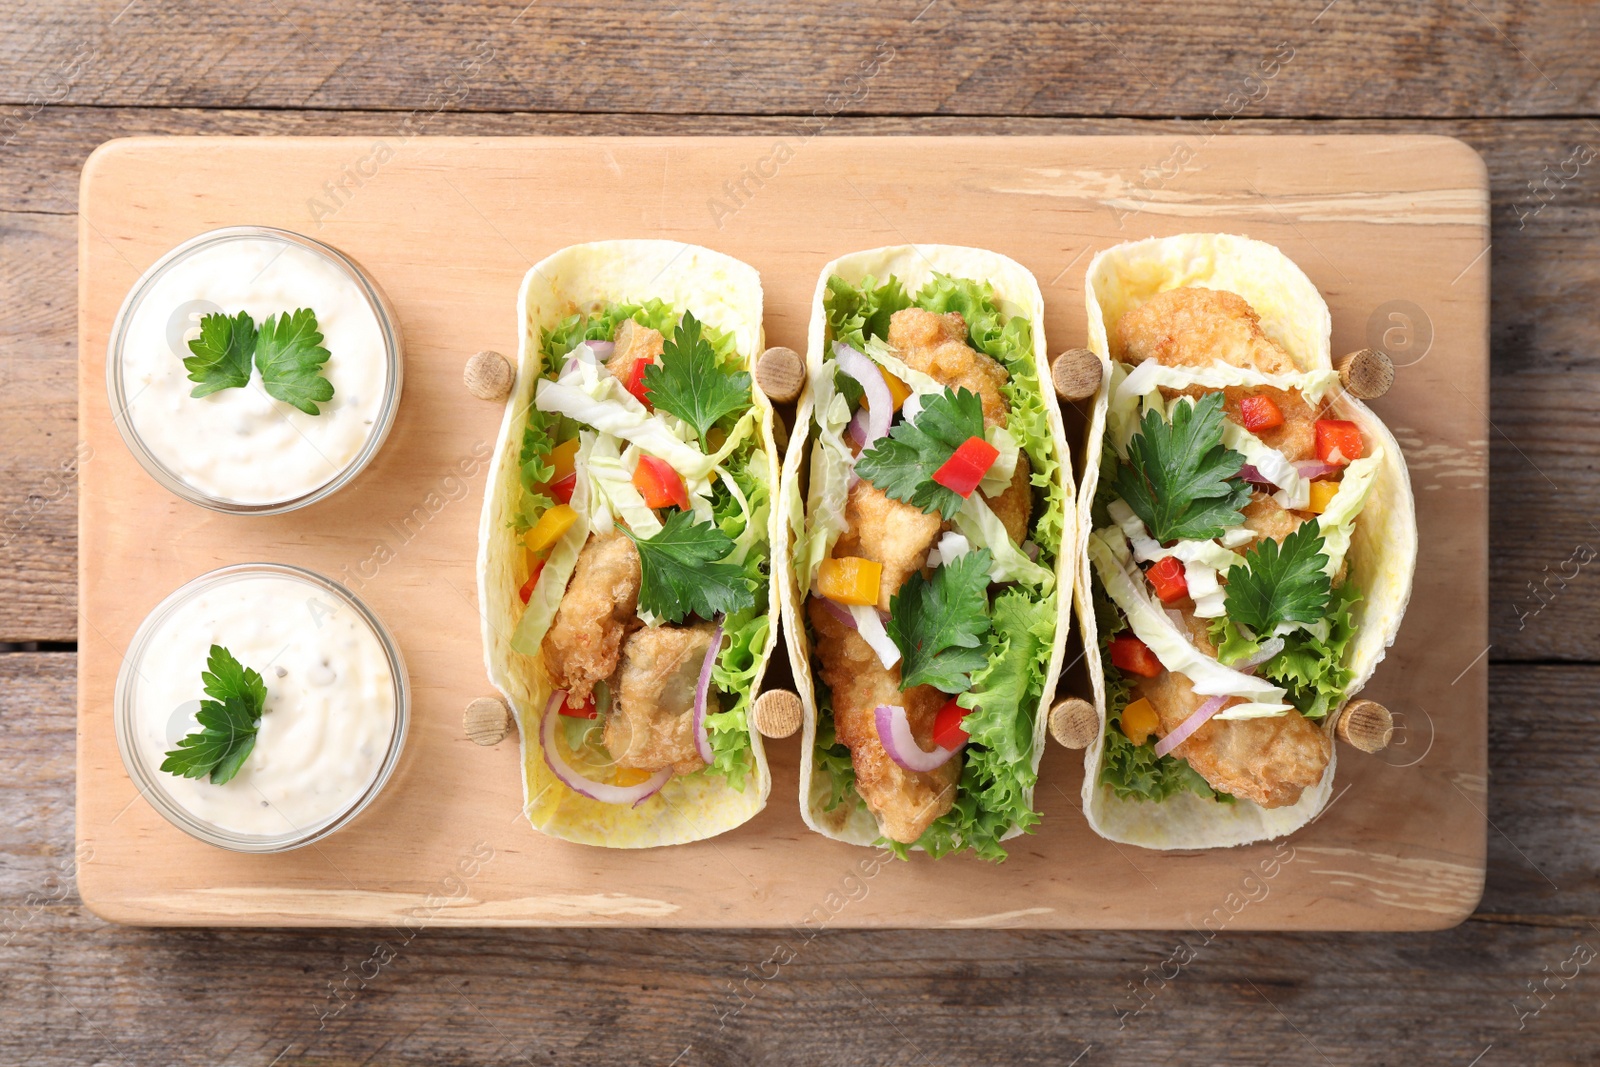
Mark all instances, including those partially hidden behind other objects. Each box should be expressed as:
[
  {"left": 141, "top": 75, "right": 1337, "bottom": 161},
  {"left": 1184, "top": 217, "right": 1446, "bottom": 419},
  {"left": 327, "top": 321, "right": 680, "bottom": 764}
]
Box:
[{"left": 2, "top": 1, "right": 1596, "bottom": 117}]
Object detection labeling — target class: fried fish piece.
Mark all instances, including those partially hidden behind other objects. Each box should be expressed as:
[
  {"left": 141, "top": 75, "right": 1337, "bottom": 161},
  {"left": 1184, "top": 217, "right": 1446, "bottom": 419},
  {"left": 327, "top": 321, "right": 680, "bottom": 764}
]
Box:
[
  {"left": 604, "top": 318, "right": 665, "bottom": 381},
  {"left": 888, "top": 308, "right": 1010, "bottom": 428},
  {"left": 1133, "top": 665, "right": 1332, "bottom": 809},
  {"left": 605, "top": 621, "right": 716, "bottom": 775},
  {"left": 833, "top": 480, "right": 941, "bottom": 613},
  {"left": 807, "top": 597, "right": 958, "bottom": 843},
  {"left": 541, "top": 532, "right": 641, "bottom": 710},
  {"left": 984, "top": 451, "right": 1033, "bottom": 547},
  {"left": 1241, "top": 490, "right": 1305, "bottom": 545},
  {"left": 1115, "top": 287, "right": 1298, "bottom": 375}
]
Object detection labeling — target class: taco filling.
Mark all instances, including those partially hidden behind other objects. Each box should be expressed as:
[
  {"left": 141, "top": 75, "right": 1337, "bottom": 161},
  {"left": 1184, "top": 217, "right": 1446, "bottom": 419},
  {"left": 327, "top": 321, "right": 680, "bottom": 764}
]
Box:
[
  {"left": 797, "top": 272, "right": 1066, "bottom": 860},
  {"left": 510, "top": 299, "right": 770, "bottom": 803},
  {"left": 1092, "top": 287, "right": 1380, "bottom": 809}
]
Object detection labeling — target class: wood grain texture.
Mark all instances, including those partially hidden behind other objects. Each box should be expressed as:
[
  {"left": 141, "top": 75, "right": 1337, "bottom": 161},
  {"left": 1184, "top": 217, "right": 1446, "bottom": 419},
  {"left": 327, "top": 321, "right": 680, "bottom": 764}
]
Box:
[
  {"left": 5, "top": 655, "right": 1597, "bottom": 1064},
  {"left": 74, "top": 134, "right": 1487, "bottom": 928},
  {"left": 1, "top": 0, "right": 1597, "bottom": 117}
]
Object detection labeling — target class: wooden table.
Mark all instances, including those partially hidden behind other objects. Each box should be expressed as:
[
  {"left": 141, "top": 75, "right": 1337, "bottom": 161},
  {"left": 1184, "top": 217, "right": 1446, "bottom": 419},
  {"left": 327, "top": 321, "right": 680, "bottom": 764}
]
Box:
[{"left": 2, "top": 1, "right": 1595, "bottom": 1062}]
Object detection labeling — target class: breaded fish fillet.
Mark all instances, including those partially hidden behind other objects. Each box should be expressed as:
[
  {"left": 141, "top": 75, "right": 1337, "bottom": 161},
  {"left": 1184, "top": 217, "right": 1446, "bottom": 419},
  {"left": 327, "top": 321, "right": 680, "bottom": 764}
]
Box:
[
  {"left": 888, "top": 308, "right": 1010, "bottom": 428},
  {"left": 1134, "top": 666, "right": 1332, "bottom": 809},
  {"left": 833, "top": 480, "right": 941, "bottom": 614},
  {"left": 542, "top": 532, "right": 641, "bottom": 710},
  {"left": 1115, "top": 287, "right": 1298, "bottom": 375},
  {"left": 807, "top": 598, "right": 958, "bottom": 843},
  {"left": 985, "top": 452, "right": 1033, "bottom": 547},
  {"left": 604, "top": 319, "right": 664, "bottom": 381},
  {"left": 606, "top": 621, "right": 716, "bottom": 775}
]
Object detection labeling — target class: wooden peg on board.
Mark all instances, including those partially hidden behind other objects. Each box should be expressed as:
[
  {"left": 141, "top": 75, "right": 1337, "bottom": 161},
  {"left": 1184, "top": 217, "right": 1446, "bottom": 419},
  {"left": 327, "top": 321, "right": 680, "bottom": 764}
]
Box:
[
  {"left": 754, "top": 346, "right": 805, "bottom": 404},
  {"left": 464, "top": 350, "right": 514, "bottom": 401},
  {"left": 1334, "top": 348, "right": 1394, "bottom": 400},
  {"left": 464, "top": 697, "right": 513, "bottom": 746},
  {"left": 1048, "top": 697, "right": 1099, "bottom": 749},
  {"left": 753, "top": 689, "right": 804, "bottom": 739},
  {"left": 1335, "top": 698, "right": 1393, "bottom": 753},
  {"left": 1051, "top": 348, "right": 1103, "bottom": 402}
]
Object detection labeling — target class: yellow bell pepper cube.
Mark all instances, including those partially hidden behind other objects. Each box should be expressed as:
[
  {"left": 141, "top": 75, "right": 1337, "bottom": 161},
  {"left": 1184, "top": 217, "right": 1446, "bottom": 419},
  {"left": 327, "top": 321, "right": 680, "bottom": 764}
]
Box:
[
  {"left": 863, "top": 367, "right": 912, "bottom": 412},
  {"left": 1306, "top": 479, "right": 1340, "bottom": 515},
  {"left": 613, "top": 766, "right": 656, "bottom": 787},
  {"left": 817, "top": 556, "right": 883, "bottom": 607},
  {"left": 548, "top": 438, "right": 580, "bottom": 482},
  {"left": 1120, "top": 697, "right": 1161, "bottom": 747},
  {"left": 524, "top": 504, "right": 578, "bottom": 554}
]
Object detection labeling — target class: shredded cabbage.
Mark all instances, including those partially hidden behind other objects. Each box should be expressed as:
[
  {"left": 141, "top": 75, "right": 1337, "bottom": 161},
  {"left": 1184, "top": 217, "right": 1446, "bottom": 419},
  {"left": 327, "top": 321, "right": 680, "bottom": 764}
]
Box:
[
  {"left": 953, "top": 493, "right": 1053, "bottom": 588},
  {"left": 797, "top": 362, "right": 856, "bottom": 588},
  {"left": 1316, "top": 450, "right": 1382, "bottom": 578},
  {"left": 584, "top": 435, "right": 662, "bottom": 538},
  {"left": 1088, "top": 526, "right": 1289, "bottom": 710},
  {"left": 509, "top": 434, "right": 595, "bottom": 655},
  {"left": 978, "top": 424, "right": 1019, "bottom": 497}
]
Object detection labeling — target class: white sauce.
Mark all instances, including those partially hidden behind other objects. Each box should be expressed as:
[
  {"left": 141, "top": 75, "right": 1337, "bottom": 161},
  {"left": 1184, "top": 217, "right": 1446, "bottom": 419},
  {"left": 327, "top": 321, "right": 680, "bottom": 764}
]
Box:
[
  {"left": 129, "top": 573, "right": 398, "bottom": 837},
  {"left": 119, "top": 235, "right": 389, "bottom": 505}
]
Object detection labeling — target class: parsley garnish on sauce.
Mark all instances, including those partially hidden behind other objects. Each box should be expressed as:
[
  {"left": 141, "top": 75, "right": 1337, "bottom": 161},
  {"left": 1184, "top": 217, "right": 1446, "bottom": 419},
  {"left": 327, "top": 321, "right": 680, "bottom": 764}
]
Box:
[
  {"left": 183, "top": 310, "right": 258, "bottom": 397},
  {"left": 160, "top": 644, "right": 269, "bottom": 785},
  {"left": 854, "top": 386, "right": 987, "bottom": 521},
  {"left": 181, "top": 308, "right": 336, "bottom": 414},
  {"left": 642, "top": 310, "right": 752, "bottom": 449},
  {"left": 621, "top": 509, "right": 755, "bottom": 624},
  {"left": 1113, "top": 391, "right": 1251, "bottom": 543},
  {"left": 1224, "top": 523, "right": 1333, "bottom": 636},
  {"left": 887, "top": 548, "right": 994, "bottom": 693}
]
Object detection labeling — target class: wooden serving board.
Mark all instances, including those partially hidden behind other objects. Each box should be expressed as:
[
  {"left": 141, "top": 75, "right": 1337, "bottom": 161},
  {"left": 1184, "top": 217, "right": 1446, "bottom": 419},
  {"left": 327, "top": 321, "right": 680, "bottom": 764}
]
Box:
[{"left": 77, "top": 136, "right": 1488, "bottom": 929}]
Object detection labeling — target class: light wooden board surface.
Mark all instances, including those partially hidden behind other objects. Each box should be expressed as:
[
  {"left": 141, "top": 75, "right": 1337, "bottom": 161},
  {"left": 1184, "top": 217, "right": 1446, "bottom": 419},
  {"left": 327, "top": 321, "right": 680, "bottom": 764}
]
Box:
[{"left": 76, "top": 135, "right": 1488, "bottom": 929}]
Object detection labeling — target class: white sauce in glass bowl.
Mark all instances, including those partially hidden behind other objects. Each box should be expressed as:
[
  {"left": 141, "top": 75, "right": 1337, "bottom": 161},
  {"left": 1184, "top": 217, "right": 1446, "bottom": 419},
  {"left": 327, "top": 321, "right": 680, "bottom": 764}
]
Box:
[
  {"left": 126, "top": 572, "right": 399, "bottom": 837},
  {"left": 117, "top": 234, "right": 390, "bottom": 506}
]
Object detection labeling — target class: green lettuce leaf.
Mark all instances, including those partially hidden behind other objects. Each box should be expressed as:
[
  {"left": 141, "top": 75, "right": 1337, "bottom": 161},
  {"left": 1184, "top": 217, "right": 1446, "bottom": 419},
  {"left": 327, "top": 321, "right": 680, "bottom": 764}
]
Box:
[
  {"left": 703, "top": 444, "right": 771, "bottom": 787},
  {"left": 823, "top": 274, "right": 912, "bottom": 351},
  {"left": 1259, "top": 583, "right": 1361, "bottom": 721}
]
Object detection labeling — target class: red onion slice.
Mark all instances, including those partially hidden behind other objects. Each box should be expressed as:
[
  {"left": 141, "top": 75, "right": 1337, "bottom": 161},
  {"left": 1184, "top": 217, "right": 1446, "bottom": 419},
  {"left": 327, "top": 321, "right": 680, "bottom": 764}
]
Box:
[
  {"left": 1153, "top": 695, "right": 1228, "bottom": 758},
  {"left": 1238, "top": 463, "right": 1278, "bottom": 489},
  {"left": 1023, "top": 540, "right": 1041, "bottom": 562},
  {"left": 585, "top": 340, "right": 615, "bottom": 359},
  {"left": 692, "top": 619, "right": 725, "bottom": 765},
  {"left": 874, "top": 704, "right": 962, "bottom": 772},
  {"left": 815, "top": 596, "right": 890, "bottom": 630},
  {"left": 846, "top": 406, "right": 871, "bottom": 449},
  {"left": 833, "top": 342, "right": 892, "bottom": 446},
  {"left": 1294, "top": 460, "right": 1340, "bottom": 480},
  {"left": 541, "top": 691, "right": 671, "bottom": 806}
]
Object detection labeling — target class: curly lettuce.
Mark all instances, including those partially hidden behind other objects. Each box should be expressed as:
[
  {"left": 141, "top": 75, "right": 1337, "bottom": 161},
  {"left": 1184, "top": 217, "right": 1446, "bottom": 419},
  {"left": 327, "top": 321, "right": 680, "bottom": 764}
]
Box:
[{"left": 1259, "top": 583, "right": 1360, "bottom": 721}]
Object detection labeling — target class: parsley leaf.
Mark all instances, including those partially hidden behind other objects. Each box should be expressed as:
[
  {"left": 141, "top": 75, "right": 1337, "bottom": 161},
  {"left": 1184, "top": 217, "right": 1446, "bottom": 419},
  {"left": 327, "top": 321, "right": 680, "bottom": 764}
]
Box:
[
  {"left": 1113, "top": 391, "right": 1251, "bottom": 543},
  {"left": 855, "top": 386, "right": 986, "bottom": 520},
  {"left": 622, "top": 509, "right": 755, "bottom": 624},
  {"left": 254, "top": 308, "right": 335, "bottom": 415},
  {"left": 183, "top": 311, "right": 258, "bottom": 398},
  {"left": 160, "top": 644, "right": 269, "bottom": 785},
  {"left": 1224, "top": 523, "right": 1333, "bottom": 636},
  {"left": 643, "top": 310, "right": 751, "bottom": 448},
  {"left": 887, "top": 548, "right": 994, "bottom": 693}
]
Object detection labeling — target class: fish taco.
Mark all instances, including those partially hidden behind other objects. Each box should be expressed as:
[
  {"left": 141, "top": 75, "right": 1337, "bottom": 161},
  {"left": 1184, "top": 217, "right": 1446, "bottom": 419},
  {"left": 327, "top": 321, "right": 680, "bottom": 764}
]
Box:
[
  {"left": 477, "top": 240, "right": 779, "bottom": 847},
  {"left": 1077, "top": 233, "right": 1416, "bottom": 849},
  {"left": 778, "top": 245, "right": 1075, "bottom": 861}
]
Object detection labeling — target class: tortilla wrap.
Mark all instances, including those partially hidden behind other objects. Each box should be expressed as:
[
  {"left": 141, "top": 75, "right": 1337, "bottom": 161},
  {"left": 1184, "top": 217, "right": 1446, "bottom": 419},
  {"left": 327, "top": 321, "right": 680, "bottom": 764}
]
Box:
[
  {"left": 776, "top": 245, "right": 1076, "bottom": 850},
  {"left": 1077, "top": 232, "right": 1417, "bottom": 849},
  {"left": 477, "top": 240, "right": 778, "bottom": 848}
]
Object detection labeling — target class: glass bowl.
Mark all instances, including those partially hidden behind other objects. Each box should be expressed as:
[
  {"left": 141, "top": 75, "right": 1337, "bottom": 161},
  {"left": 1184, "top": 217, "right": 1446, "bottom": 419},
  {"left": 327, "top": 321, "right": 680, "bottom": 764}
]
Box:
[
  {"left": 106, "top": 225, "right": 404, "bottom": 515},
  {"left": 113, "top": 562, "right": 411, "bottom": 853}
]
